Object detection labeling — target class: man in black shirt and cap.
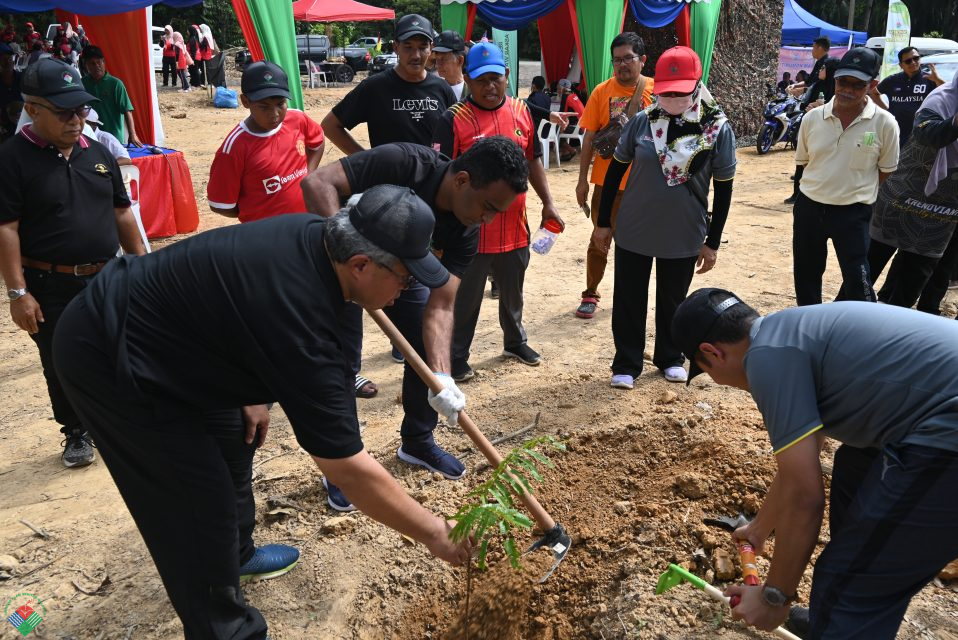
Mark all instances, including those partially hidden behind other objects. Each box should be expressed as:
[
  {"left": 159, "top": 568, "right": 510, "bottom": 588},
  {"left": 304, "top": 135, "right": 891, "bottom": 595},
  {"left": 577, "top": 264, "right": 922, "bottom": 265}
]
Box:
[
  {"left": 301, "top": 136, "right": 529, "bottom": 512},
  {"left": 870, "top": 46, "right": 944, "bottom": 146},
  {"left": 0, "top": 58, "right": 146, "bottom": 469},
  {"left": 52, "top": 186, "right": 474, "bottom": 640}
]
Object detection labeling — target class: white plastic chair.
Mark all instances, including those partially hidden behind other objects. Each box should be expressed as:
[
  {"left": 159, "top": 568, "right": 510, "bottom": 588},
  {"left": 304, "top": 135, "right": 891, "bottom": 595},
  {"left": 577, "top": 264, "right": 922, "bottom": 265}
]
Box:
[
  {"left": 537, "top": 119, "right": 561, "bottom": 170},
  {"left": 559, "top": 123, "right": 586, "bottom": 148},
  {"left": 306, "top": 60, "right": 328, "bottom": 88},
  {"left": 120, "top": 165, "right": 151, "bottom": 255}
]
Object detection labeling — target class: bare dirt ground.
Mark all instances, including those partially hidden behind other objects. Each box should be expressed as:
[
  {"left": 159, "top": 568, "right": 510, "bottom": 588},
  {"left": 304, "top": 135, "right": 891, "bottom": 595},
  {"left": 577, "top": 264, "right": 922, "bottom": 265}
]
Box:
[{"left": 2, "top": 76, "right": 957, "bottom": 640}]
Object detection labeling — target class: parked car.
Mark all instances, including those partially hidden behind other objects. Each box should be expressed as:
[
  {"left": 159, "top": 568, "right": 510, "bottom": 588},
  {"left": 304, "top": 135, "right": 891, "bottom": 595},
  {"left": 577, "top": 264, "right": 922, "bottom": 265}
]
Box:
[
  {"left": 369, "top": 52, "right": 397, "bottom": 75},
  {"left": 349, "top": 36, "right": 380, "bottom": 50},
  {"left": 865, "top": 36, "right": 958, "bottom": 59},
  {"left": 921, "top": 52, "right": 958, "bottom": 85},
  {"left": 296, "top": 34, "right": 370, "bottom": 73}
]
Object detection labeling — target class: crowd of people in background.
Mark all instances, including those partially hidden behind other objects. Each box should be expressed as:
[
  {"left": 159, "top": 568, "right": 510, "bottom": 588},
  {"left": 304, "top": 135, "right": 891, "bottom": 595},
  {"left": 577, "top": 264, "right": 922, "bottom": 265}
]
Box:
[{"left": 2, "top": 10, "right": 958, "bottom": 640}]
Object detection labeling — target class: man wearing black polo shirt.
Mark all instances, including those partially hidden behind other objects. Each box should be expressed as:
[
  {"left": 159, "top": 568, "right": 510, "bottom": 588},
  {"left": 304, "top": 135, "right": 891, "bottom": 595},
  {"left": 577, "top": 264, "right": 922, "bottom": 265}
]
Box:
[
  {"left": 301, "top": 137, "right": 528, "bottom": 511},
  {"left": 0, "top": 58, "right": 145, "bottom": 468},
  {"left": 870, "top": 46, "right": 944, "bottom": 146},
  {"left": 52, "top": 186, "right": 473, "bottom": 640}
]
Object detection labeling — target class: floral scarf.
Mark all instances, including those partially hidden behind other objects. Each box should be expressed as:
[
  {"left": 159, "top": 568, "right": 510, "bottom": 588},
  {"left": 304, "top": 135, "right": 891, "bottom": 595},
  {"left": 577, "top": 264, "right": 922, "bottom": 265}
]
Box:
[{"left": 646, "top": 82, "right": 727, "bottom": 186}]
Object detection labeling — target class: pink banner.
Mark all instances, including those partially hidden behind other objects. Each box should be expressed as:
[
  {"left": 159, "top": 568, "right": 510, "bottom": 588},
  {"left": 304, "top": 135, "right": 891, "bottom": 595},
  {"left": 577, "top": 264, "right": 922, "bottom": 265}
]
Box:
[{"left": 777, "top": 45, "right": 849, "bottom": 86}]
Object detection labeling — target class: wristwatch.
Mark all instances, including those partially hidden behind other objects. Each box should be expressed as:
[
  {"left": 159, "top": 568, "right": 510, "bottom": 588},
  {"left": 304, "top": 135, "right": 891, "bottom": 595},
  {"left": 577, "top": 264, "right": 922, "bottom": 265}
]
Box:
[
  {"left": 762, "top": 585, "right": 797, "bottom": 607},
  {"left": 7, "top": 288, "right": 27, "bottom": 301}
]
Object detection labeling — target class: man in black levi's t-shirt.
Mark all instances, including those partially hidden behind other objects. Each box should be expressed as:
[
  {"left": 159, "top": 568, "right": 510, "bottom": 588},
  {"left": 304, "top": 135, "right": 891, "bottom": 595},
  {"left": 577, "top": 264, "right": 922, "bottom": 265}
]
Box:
[
  {"left": 322, "top": 14, "right": 455, "bottom": 152},
  {"left": 302, "top": 139, "right": 529, "bottom": 510},
  {"left": 52, "top": 189, "right": 473, "bottom": 639}
]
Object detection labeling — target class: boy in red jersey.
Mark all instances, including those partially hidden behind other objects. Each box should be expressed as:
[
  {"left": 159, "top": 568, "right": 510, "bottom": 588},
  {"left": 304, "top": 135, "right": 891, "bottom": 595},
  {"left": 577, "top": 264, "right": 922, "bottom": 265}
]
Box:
[
  {"left": 207, "top": 61, "right": 325, "bottom": 222},
  {"left": 432, "top": 40, "right": 563, "bottom": 382}
]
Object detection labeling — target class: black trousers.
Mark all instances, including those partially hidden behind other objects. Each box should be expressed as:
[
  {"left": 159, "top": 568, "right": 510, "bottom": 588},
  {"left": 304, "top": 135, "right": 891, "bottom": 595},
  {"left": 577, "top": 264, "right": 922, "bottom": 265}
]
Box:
[
  {"left": 917, "top": 228, "right": 958, "bottom": 315},
  {"left": 611, "top": 246, "right": 696, "bottom": 377},
  {"left": 793, "top": 192, "right": 876, "bottom": 306},
  {"left": 204, "top": 409, "right": 257, "bottom": 566},
  {"left": 453, "top": 248, "right": 530, "bottom": 362},
  {"left": 809, "top": 444, "right": 958, "bottom": 639},
  {"left": 23, "top": 267, "right": 96, "bottom": 434},
  {"left": 338, "top": 282, "right": 438, "bottom": 446},
  {"left": 53, "top": 296, "right": 268, "bottom": 640},
  {"left": 189, "top": 63, "right": 205, "bottom": 87},
  {"left": 868, "top": 240, "right": 938, "bottom": 309},
  {"left": 162, "top": 56, "right": 177, "bottom": 86}
]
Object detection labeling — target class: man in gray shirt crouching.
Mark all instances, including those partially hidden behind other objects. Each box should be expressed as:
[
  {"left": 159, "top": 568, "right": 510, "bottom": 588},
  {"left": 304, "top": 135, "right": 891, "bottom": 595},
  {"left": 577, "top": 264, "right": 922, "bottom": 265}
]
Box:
[{"left": 671, "top": 288, "right": 958, "bottom": 639}]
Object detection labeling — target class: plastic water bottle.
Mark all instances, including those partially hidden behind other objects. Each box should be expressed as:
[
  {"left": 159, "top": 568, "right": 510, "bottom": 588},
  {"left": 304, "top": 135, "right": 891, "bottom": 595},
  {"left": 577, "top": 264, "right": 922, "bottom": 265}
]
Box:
[{"left": 530, "top": 219, "right": 564, "bottom": 255}]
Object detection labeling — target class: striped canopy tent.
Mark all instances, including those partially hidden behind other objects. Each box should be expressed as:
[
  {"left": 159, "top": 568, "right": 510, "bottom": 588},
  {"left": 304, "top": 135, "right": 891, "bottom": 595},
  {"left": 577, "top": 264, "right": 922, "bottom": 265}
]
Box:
[{"left": 439, "top": 0, "right": 723, "bottom": 93}]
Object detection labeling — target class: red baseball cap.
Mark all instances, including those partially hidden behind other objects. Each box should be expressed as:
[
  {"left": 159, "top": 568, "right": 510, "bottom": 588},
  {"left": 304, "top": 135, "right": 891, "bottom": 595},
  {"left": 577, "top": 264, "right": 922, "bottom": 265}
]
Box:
[{"left": 654, "top": 46, "right": 702, "bottom": 94}]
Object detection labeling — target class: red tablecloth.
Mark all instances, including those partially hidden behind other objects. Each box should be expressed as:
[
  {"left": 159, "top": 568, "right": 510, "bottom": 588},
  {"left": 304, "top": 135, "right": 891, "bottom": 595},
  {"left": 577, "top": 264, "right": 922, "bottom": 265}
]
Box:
[{"left": 130, "top": 149, "right": 200, "bottom": 239}]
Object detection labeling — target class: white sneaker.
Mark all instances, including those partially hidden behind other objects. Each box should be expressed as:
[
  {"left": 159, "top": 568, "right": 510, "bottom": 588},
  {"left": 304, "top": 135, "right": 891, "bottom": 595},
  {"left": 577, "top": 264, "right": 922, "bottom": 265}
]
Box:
[{"left": 663, "top": 366, "right": 688, "bottom": 383}]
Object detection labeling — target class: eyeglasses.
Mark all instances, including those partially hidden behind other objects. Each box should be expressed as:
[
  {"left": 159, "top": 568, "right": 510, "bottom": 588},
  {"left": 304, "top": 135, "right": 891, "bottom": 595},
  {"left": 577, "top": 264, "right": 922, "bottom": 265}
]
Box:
[
  {"left": 380, "top": 262, "right": 415, "bottom": 288},
  {"left": 901, "top": 55, "right": 920, "bottom": 65},
  {"left": 27, "top": 102, "right": 91, "bottom": 122},
  {"left": 611, "top": 55, "right": 640, "bottom": 66}
]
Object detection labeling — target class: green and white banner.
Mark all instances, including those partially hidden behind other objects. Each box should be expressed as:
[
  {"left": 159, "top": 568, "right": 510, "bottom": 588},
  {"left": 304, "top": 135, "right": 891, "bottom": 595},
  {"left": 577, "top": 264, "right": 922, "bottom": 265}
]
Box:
[
  {"left": 492, "top": 28, "right": 518, "bottom": 97},
  {"left": 880, "top": 0, "right": 911, "bottom": 81}
]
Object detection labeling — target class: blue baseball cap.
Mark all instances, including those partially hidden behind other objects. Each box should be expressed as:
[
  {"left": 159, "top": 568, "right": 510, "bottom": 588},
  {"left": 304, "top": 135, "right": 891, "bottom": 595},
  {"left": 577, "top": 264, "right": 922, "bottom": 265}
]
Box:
[{"left": 466, "top": 41, "right": 506, "bottom": 77}]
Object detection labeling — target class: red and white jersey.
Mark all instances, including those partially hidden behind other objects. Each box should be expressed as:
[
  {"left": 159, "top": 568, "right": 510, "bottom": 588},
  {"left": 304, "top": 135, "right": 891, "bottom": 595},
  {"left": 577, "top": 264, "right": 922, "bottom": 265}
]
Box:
[{"left": 207, "top": 109, "right": 324, "bottom": 223}]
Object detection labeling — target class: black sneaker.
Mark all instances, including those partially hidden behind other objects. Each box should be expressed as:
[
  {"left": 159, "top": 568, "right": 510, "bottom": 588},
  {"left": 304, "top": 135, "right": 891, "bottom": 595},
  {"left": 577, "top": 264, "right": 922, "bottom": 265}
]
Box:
[
  {"left": 490, "top": 279, "right": 499, "bottom": 299},
  {"left": 503, "top": 344, "right": 541, "bottom": 366},
  {"left": 452, "top": 359, "right": 475, "bottom": 383},
  {"left": 322, "top": 477, "right": 356, "bottom": 512},
  {"left": 61, "top": 430, "right": 95, "bottom": 468},
  {"left": 397, "top": 444, "right": 466, "bottom": 480},
  {"left": 784, "top": 194, "right": 797, "bottom": 205}
]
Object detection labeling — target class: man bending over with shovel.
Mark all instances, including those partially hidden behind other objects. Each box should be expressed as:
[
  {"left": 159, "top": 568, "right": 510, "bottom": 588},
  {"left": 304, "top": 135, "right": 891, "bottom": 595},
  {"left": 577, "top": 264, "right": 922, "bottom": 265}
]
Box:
[
  {"left": 671, "top": 288, "right": 958, "bottom": 639},
  {"left": 52, "top": 186, "right": 473, "bottom": 640}
]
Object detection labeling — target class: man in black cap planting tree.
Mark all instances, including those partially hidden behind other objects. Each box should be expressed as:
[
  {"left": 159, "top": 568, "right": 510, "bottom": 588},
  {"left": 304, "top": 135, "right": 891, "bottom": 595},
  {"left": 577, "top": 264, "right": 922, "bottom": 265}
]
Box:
[
  {"left": 0, "top": 58, "right": 146, "bottom": 469},
  {"left": 791, "top": 46, "right": 899, "bottom": 306},
  {"left": 301, "top": 136, "right": 528, "bottom": 512},
  {"left": 671, "top": 288, "right": 958, "bottom": 639},
  {"left": 53, "top": 186, "right": 474, "bottom": 640}
]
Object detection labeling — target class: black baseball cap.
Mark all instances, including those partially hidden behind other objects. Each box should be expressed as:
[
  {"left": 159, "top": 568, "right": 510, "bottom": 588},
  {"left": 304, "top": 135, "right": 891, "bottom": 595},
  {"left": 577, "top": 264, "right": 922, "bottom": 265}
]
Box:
[
  {"left": 21, "top": 58, "right": 98, "bottom": 109},
  {"left": 671, "top": 287, "right": 747, "bottom": 385},
  {"left": 81, "top": 45, "right": 104, "bottom": 60},
  {"left": 395, "top": 14, "right": 434, "bottom": 43},
  {"left": 835, "top": 47, "right": 881, "bottom": 82},
  {"left": 241, "top": 61, "right": 290, "bottom": 102},
  {"left": 349, "top": 185, "right": 449, "bottom": 289},
  {"left": 433, "top": 30, "right": 465, "bottom": 54}
]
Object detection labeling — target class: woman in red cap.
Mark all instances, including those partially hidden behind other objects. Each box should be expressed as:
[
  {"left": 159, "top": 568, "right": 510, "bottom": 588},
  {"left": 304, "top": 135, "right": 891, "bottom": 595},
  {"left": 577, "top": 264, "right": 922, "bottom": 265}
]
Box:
[{"left": 591, "top": 46, "right": 737, "bottom": 389}]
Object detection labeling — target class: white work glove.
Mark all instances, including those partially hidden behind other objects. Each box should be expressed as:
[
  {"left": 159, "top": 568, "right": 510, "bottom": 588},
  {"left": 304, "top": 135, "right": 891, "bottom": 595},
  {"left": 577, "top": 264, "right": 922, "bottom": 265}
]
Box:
[{"left": 427, "top": 373, "right": 466, "bottom": 426}]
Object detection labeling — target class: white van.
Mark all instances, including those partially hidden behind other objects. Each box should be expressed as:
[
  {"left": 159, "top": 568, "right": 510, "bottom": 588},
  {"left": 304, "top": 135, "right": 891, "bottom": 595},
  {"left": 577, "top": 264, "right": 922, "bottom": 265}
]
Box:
[{"left": 865, "top": 36, "right": 958, "bottom": 57}]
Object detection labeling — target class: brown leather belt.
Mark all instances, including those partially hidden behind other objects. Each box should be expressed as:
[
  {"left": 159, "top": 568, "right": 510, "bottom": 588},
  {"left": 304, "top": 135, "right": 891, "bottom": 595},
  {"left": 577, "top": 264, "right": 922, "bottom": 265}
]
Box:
[{"left": 22, "top": 257, "right": 110, "bottom": 276}]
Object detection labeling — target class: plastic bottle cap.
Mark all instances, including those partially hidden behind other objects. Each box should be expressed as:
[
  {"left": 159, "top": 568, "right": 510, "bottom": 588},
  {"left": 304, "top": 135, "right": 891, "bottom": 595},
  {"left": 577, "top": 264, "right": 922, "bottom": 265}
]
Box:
[{"left": 543, "top": 219, "right": 563, "bottom": 234}]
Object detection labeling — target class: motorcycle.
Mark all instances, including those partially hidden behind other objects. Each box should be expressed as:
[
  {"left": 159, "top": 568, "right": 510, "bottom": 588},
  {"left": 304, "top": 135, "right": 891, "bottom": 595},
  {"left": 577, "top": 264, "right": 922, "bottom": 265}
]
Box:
[{"left": 756, "top": 85, "right": 803, "bottom": 155}]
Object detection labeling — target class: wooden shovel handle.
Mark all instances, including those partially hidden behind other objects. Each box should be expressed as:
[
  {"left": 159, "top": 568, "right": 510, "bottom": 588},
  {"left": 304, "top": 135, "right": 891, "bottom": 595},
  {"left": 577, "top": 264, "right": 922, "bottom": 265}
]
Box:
[{"left": 366, "top": 308, "right": 557, "bottom": 532}]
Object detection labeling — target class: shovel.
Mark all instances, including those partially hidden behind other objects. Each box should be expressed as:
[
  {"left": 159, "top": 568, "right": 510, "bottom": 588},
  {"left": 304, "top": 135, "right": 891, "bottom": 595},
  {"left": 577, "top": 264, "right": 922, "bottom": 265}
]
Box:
[
  {"left": 367, "top": 308, "right": 571, "bottom": 582},
  {"left": 655, "top": 564, "right": 801, "bottom": 640}
]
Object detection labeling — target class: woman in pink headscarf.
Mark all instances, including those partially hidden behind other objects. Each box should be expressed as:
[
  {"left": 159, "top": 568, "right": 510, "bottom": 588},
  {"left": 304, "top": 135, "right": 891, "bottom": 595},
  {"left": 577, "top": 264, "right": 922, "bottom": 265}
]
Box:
[
  {"left": 171, "top": 31, "right": 191, "bottom": 92},
  {"left": 161, "top": 25, "right": 177, "bottom": 88}
]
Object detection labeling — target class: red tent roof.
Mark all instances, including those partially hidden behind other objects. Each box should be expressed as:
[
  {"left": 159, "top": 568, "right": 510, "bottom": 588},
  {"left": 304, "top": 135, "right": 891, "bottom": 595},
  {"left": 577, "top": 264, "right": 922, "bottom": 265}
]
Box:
[{"left": 292, "top": 0, "right": 395, "bottom": 22}]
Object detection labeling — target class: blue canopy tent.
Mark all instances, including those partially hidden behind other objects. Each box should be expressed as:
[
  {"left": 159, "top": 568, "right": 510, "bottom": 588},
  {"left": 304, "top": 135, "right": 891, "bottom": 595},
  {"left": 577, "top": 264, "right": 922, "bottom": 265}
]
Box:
[{"left": 782, "top": 0, "right": 866, "bottom": 46}]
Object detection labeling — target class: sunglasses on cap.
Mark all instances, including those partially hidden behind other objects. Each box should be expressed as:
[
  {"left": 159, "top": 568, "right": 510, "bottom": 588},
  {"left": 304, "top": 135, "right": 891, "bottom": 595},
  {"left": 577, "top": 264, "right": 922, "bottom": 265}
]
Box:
[{"left": 28, "top": 102, "right": 91, "bottom": 122}]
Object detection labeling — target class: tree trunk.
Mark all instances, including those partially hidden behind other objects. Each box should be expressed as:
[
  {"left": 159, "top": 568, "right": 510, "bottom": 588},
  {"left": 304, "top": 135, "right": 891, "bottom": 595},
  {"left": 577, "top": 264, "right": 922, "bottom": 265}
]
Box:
[{"left": 862, "top": 0, "right": 876, "bottom": 37}]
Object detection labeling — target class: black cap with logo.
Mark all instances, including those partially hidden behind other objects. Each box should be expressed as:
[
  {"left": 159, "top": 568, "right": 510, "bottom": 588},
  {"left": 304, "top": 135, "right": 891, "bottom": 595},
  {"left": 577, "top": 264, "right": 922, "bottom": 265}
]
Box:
[
  {"left": 349, "top": 185, "right": 448, "bottom": 289},
  {"left": 395, "top": 14, "right": 434, "bottom": 43},
  {"left": 241, "top": 61, "right": 291, "bottom": 102},
  {"left": 433, "top": 30, "right": 465, "bottom": 54},
  {"left": 671, "top": 287, "right": 747, "bottom": 385},
  {"left": 21, "top": 58, "right": 98, "bottom": 109},
  {"left": 834, "top": 46, "right": 882, "bottom": 82}
]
